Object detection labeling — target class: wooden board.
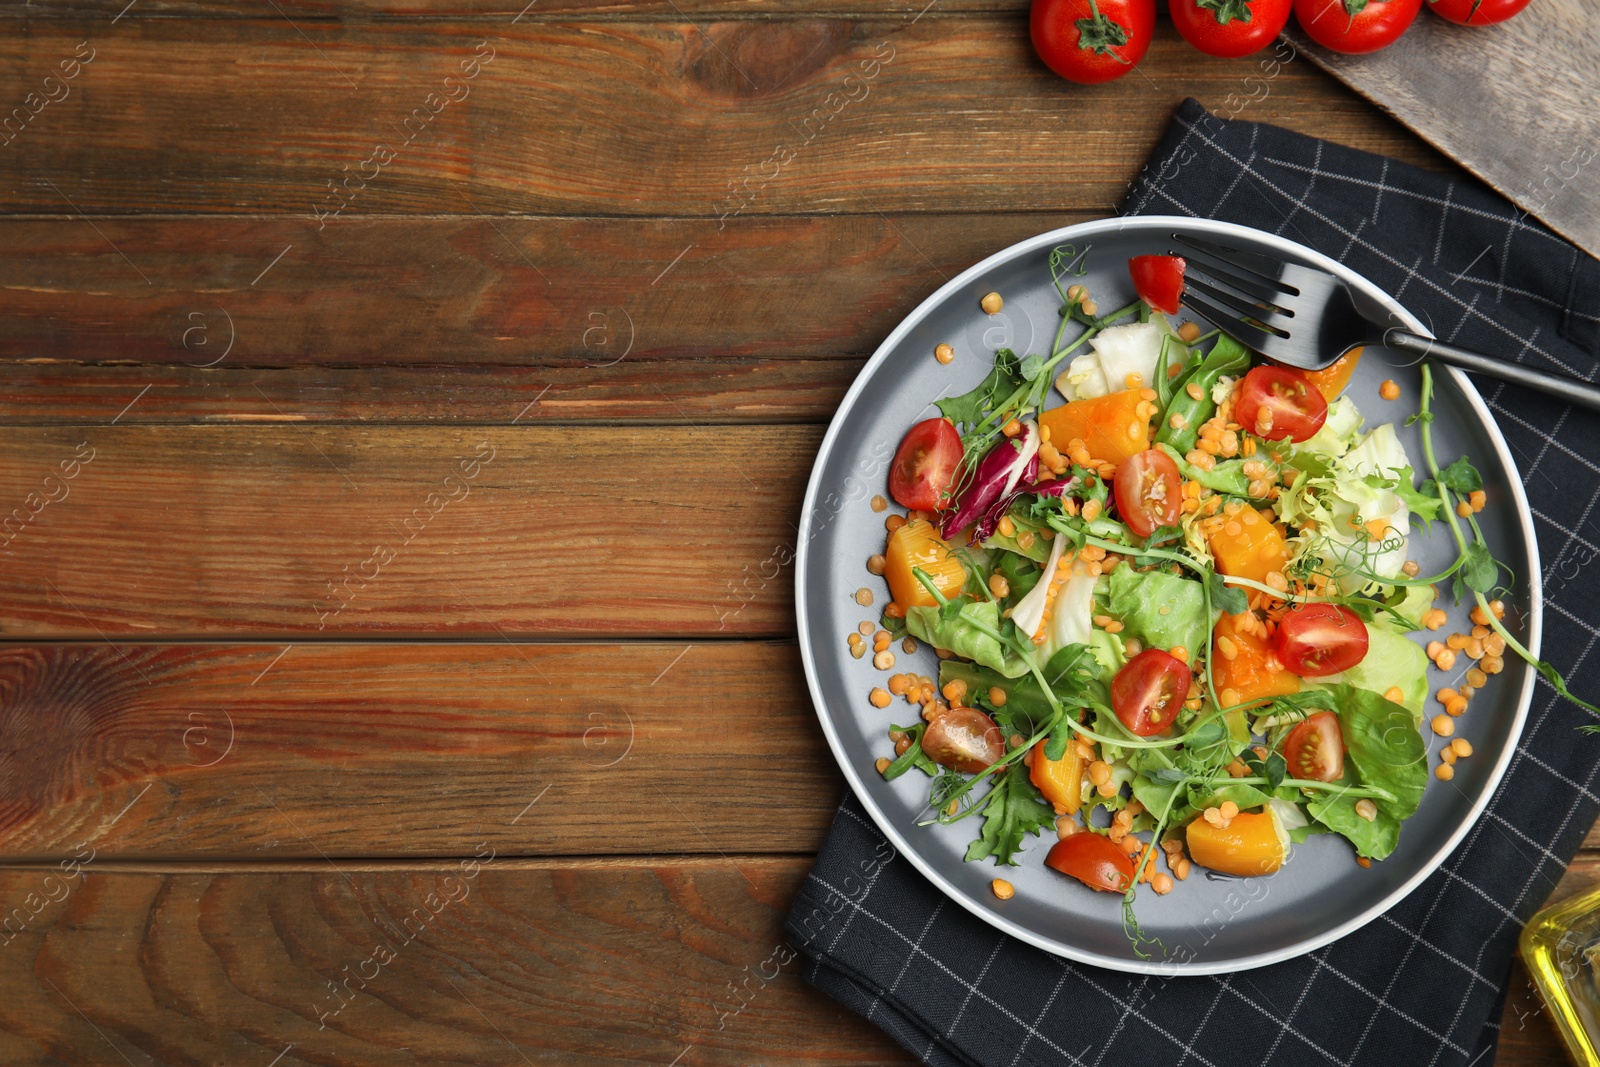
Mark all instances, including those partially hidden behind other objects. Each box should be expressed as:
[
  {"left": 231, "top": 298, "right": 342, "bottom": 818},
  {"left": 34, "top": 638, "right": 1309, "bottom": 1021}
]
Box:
[
  {"left": 0, "top": 853, "right": 1591, "bottom": 1066},
  {"left": 0, "top": 858, "right": 913, "bottom": 1066},
  {"left": 0, "top": 642, "right": 845, "bottom": 859},
  {"left": 0, "top": 424, "right": 818, "bottom": 638},
  {"left": 0, "top": 215, "right": 1078, "bottom": 366},
  {"left": 0, "top": 6, "right": 1580, "bottom": 1063},
  {"left": 1291, "top": 0, "right": 1600, "bottom": 257},
  {"left": 0, "top": 20, "right": 1449, "bottom": 218}
]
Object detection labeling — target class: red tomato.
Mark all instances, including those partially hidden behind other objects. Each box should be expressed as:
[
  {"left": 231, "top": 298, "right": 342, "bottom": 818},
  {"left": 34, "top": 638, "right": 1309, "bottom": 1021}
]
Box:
[
  {"left": 1273, "top": 603, "right": 1369, "bottom": 676},
  {"left": 1111, "top": 649, "right": 1192, "bottom": 736},
  {"left": 1233, "top": 366, "right": 1328, "bottom": 443},
  {"left": 1113, "top": 448, "right": 1182, "bottom": 537},
  {"left": 1030, "top": 0, "right": 1157, "bottom": 85},
  {"left": 1046, "top": 832, "right": 1136, "bottom": 893},
  {"left": 889, "top": 418, "right": 963, "bottom": 512},
  {"left": 1426, "top": 0, "right": 1529, "bottom": 25},
  {"left": 1282, "top": 710, "right": 1345, "bottom": 782},
  {"left": 1293, "top": 0, "right": 1421, "bottom": 53},
  {"left": 1172, "top": 0, "right": 1294, "bottom": 58},
  {"left": 921, "top": 707, "right": 1005, "bottom": 773},
  {"left": 1128, "top": 255, "right": 1186, "bottom": 315}
]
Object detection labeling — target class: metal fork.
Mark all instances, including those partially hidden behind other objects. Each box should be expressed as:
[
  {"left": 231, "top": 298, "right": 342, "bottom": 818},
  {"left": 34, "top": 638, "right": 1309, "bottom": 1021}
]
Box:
[{"left": 1170, "top": 234, "right": 1600, "bottom": 413}]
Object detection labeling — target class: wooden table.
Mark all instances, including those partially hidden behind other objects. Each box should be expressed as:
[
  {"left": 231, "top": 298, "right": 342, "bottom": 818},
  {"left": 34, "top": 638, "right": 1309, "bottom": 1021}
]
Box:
[{"left": 0, "top": 3, "right": 1588, "bottom": 1064}]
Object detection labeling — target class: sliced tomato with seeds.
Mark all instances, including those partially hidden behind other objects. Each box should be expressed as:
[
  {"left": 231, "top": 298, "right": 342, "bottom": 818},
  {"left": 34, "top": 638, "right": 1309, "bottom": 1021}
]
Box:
[
  {"left": 1046, "top": 831, "right": 1136, "bottom": 893},
  {"left": 1233, "top": 365, "right": 1328, "bottom": 443},
  {"left": 1273, "top": 603, "right": 1369, "bottom": 676},
  {"left": 1111, "top": 649, "right": 1192, "bottom": 736},
  {"left": 888, "top": 417, "right": 963, "bottom": 511},
  {"left": 1128, "top": 255, "right": 1186, "bottom": 315},
  {"left": 921, "top": 707, "right": 1005, "bottom": 773},
  {"left": 1113, "top": 447, "right": 1182, "bottom": 537},
  {"left": 1282, "top": 710, "right": 1345, "bottom": 783}
]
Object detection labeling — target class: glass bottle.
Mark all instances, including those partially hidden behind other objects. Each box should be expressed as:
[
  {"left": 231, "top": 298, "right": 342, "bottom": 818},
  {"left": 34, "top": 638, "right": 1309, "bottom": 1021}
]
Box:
[{"left": 1521, "top": 885, "right": 1600, "bottom": 1066}]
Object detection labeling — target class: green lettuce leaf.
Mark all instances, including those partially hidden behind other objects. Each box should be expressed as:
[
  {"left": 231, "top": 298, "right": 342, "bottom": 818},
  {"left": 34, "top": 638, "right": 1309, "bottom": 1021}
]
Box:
[
  {"left": 1325, "top": 627, "right": 1430, "bottom": 720},
  {"left": 1106, "top": 564, "right": 1210, "bottom": 660},
  {"left": 906, "top": 600, "right": 1033, "bottom": 679}
]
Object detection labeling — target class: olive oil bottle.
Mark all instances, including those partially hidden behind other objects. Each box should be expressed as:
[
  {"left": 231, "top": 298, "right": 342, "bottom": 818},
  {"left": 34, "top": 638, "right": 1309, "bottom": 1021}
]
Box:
[{"left": 1521, "top": 886, "right": 1600, "bottom": 1066}]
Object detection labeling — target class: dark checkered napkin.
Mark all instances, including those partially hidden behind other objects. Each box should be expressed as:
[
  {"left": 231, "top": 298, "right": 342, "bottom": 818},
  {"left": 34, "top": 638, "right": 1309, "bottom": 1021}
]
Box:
[{"left": 787, "top": 99, "right": 1600, "bottom": 1067}]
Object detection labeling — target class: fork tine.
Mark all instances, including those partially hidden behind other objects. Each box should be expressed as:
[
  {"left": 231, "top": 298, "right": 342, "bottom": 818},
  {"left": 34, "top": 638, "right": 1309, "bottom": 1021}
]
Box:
[
  {"left": 1181, "top": 292, "right": 1283, "bottom": 351},
  {"left": 1185, "top": 276, "right": 1295, "bottom": 333},
  {"left": 1172, "top": 234, "right": 1302, "bottom": 297},
  {"left": 1183, "top": 260, "right": 1292, "bottom": 310}
]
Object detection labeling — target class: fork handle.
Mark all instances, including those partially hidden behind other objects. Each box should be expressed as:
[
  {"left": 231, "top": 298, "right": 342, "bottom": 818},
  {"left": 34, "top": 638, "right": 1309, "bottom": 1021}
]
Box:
[{"left": 1386, "top": 330, "right": 1600, "bottom": 413}]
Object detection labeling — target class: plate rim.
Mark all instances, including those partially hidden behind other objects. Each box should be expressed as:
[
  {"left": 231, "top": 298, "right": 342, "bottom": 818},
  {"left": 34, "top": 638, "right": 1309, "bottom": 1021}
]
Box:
[{"left": 794, "top": 214, "right": 1542, "bottom": 976}]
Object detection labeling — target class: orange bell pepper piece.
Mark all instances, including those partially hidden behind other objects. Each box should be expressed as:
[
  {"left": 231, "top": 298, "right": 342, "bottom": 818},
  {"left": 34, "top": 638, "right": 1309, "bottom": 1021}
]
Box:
[
  {"left": 1030, "top": 740, "right": 1083, "bottom": 815},
  {"left": 1185, "top": 810, "right": 1289, "bottom": 877},
  {"left": 1038, "top": 389, "right": 1151, "bottom": 470},
  {"left": 1207, "top": 504, "right": 1288, "bottom": 588},
  {"left": 1212, "top": 612, "right": 1300, "bottom": 705},
  {"left": 1291, "top": 346, "right": 1362, "bottom": 401},
  {"left": 884, "top": 519, "right": 967, "bottom": 608}
]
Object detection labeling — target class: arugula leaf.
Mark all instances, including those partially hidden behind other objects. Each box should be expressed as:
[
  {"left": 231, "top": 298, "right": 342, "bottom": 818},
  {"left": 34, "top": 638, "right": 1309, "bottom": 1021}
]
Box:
[
  {"left": 965, "top": 771, "right": 1056, "bottom": 866},
  {"left": 883, "top": 723, "right": 938, "bottom": 780},
  {"left": 936, "top": 348, "right": 1026, "bottom": 431},
  {"left": 938, "top": 643, "right": 1106, "bottom": 762}
]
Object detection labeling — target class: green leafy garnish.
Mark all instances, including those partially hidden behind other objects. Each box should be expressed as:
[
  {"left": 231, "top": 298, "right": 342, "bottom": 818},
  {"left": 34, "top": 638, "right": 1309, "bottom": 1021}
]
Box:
[{"left": 965, "top": 770, "right": 1057, "bottom": 866}]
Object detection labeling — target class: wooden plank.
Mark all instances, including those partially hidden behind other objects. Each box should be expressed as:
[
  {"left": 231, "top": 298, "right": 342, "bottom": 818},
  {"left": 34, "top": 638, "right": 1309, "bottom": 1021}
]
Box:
[
  {"left": 0, "top": 214, "right": 1078, "bottom": 366},
  {"left": 0, "top": 360, "right": 860, "bottom": 424},
  {"left": 1291, "top": 1, "right": 1600, "bottom": 258},
  {"left": 0, "top": 21, "right": 1454, "bottom": 217},
  {"left": 0, "top": 424, "right": 820, "bottom": 637},
  {"left": 0, "top": 642, "right": 845, "bottom": 859},
  {"left": 0, "top": 851, "right": 1582, "bottom": 1065},
  {"left": 0, "top": 857, "right": 915, "bottom": 1066},
  {"left": 0, "top": 0, "right": 1013, "bottom": 15}
]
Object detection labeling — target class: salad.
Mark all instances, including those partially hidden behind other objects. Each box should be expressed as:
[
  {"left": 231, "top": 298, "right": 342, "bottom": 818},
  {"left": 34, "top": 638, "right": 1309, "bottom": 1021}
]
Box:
[{"left": 856, "top": 249, "right": 1598, "bottom": 949}]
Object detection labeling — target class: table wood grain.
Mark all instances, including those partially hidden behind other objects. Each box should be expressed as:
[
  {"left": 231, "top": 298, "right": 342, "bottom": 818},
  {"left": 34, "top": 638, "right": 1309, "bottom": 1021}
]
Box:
[{"left": 0, "top": 4, "right": 1585, "bottom": 1065}]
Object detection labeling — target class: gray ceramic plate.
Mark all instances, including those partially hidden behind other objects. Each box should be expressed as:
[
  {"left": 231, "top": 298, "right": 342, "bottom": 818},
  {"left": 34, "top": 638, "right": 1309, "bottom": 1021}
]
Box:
[{"left": 795, "top": 216, "right": 1541, "bottom": 975}]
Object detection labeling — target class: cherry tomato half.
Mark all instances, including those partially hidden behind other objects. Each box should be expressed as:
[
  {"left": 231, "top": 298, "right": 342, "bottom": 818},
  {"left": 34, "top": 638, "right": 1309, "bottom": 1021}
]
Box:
[
  {"left": 1234, "top": 365, "right": 1328, "bottom": 443},
  {"left": 1273, "top": 603, "right": 1369, "bottom": 676},
  {"left": 1282, "top": 710, "right": 1346, "bottom": 783},
  {"left": 1426, "top": 0, "right": 1530, "bottom": 25},
  {"left": 1172, "top": 0, "right": 1293, "bottom": 58},
  {"left": 1128, "top": 255, "right": 1186, "bottom": 315},
  {"left": 1293, "top": 0, "right": 1421, "bottom": 54},
  {"left": 1111, "top": 649, "right": 1192, "bottom": 736},
  {"left": 1031, "top": 0, "right": 1157, "bottom": 85},
  {"left": 1046, "top": 832, "right": 1136, "bottom": 892},
  {"left": 921, "top": 707, "right": 1005, "bottom": 773},
  {"left": 889, "top": 417, "right": 963, "bottom": 512},
  {"left": 1113, "top": 448, "right": 1182, "bottom": 537}
]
